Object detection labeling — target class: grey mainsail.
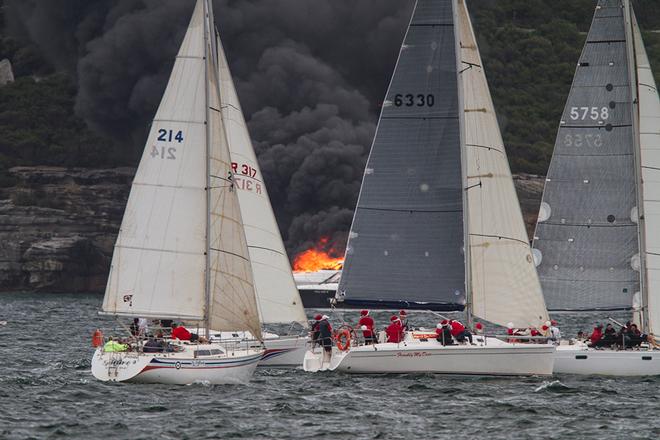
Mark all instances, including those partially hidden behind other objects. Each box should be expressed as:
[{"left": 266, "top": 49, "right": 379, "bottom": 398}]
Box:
[
  {"left": 337, "top": 0, "right": 465, "bottom": 310},
  {"left": 533, "top": 0, "right": 639, "bottom": 312}
]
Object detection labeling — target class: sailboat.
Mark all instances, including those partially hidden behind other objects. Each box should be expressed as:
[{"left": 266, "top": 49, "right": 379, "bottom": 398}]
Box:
[
  {"left": 91, "top": 0, "right": 264, "bottom": 384},
  {"left": 204, "top": 33, "right": 310, "bottom": 367},
  {"left": 303, "top": 0, "right": 555, "bottom": 376},
  {"left": 533, "top": 0, "right": 660, "bottom": 375}
]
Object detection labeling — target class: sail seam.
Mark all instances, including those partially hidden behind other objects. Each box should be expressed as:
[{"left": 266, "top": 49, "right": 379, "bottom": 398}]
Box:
[
  {"left": 246, "top": 245, "right": 287, "bottom": 257},
  {"left": 466, "top": 143, "right": 504, "bottom": 154},
  {"left": 132, "top": 182, "right": 204, "bottom": 190},
  {"left": 358, "top": 207, "right": 461, "bottom": 213},
  {"left": 410, "top": 23, "right": 453, "bottom": 27},
  {"left": 540, "top": 222, "right": 636, "bottom": 228},
  {"left": 381, "top": 116, "right": 458, "bottom": 120},
  {"left": 115, "top": 244, "right": 203, "bottom": 256},
  {"left": 153, "top": 118, "right": 205, "bottom": 125}
]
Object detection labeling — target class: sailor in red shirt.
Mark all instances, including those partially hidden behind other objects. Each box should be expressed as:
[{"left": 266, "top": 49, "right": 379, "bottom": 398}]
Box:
[
  {"left": 449, "top": 319, "right": 473, "bottom": 344},
  {"left": 385, "top": 316, "right": 404, "bottom": 343},
  {"left": 310, "top": 314, "right": 323, "bottom": 346},
  {"left": 358, "top": 310, "right": 376, "bottom": 344},
  {"left": 588, "top": 324, "right": 603, "bottom": 347},
  {"left": 170, "top": 323, "right": 199, "bottom": 342}
]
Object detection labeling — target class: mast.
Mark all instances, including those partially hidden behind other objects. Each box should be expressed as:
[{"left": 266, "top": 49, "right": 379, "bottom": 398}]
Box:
[
  {"left": 454, "top": 0, "right": 472, "bottom": 327},
  {"left": 624, "top": 0, "right": 648, "bottom": 332},
  {"left": 203, "top": 0, "right": 212, "bottom": 336}
]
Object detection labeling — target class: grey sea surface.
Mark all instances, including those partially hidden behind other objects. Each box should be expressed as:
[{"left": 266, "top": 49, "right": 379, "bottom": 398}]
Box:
[{"left": 0, "top": 292, "right": 658, "bottom": 440}]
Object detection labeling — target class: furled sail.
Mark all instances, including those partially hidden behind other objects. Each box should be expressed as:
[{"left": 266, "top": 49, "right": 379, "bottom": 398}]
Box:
[
  {"left": 533, "top": 0, "right": 639, "bottom": 312},
  {"left": 458, "top": 0, "right": 548, "bottom": 328},
  {"left": 338, "top": 0, "right": 466, "bottom": 311},
  {"left": 103, "top": 0, "right": 262, "bottom": 339},
  {"left": 632, "top": 12, "right": 660, "bottom": 335},
  {"left": 216, "top": 35, "right": 307, "bottom": 327}
]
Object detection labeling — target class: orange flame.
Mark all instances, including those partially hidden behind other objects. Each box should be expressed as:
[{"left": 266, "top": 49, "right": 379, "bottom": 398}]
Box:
[{"left": 293, "top": 237, "right": 344, "bottom": 272}]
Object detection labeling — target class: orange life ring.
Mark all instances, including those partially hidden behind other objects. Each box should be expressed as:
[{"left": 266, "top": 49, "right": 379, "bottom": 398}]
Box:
[
  {"left": 336, "top": 329, "right": 351, "bottom": 351},
  {"left": 92, "top": 329, "right": 104, "bottom": 347}
]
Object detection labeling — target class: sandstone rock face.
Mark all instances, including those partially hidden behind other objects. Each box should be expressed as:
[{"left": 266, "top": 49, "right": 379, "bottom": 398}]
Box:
[
  {"left": 0, "top": 166, "right": 545, "bottom": 294},
  {"left": 0, "top": 167, "right": 134, "bottom": 293}
]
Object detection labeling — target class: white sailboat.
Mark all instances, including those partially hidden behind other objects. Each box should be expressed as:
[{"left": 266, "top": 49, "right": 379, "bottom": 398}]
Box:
[
  {"left": 91, "top": 0, "right": 264, "bottom": 384},
  {"left": 533, "top": 0, "right": 660, "bottom": 375},
  {"left": 303, "top": 0, "right": 555, "bottom": 376},
  {"left": 205, "top": 33, "right": 309, "bottom": 367}
]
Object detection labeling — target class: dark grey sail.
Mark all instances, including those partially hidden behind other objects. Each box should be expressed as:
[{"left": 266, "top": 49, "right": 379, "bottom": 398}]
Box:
[
  {"left": 533, "top": 0, "right": 639, "bottom": 311},
  {"left": 337, "top": 0, "right": 465, "bottom": 311}
]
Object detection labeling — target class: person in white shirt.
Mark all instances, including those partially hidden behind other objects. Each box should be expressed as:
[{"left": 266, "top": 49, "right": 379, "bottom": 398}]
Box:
[{"left": 549, "top": 319, "right": 561, "bottom": 345}]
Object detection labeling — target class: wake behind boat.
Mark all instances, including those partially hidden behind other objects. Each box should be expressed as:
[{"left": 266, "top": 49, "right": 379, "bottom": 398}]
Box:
[
  {"left": 533, "top": 0, "right": 660, "bottom": 375},
  {"left": 91, "top": 0, "right": 265, "bottom": 385},
  {"left": 304, "top": 0, "right": 555, "bottom": 377}
]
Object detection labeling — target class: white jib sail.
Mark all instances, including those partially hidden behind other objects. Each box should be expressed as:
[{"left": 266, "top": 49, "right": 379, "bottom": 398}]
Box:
[
  {"left": 102, "top": 0, "right": 208, "bottom": 320},
  {"left": 216, "top": 36, "right": 307, "bottom": 327},
  {"left": 458, "top": 0, "right": 549, "bottom": 328},
  {"left": 633, "top": 12, "right": 660, "bottom": 336}
]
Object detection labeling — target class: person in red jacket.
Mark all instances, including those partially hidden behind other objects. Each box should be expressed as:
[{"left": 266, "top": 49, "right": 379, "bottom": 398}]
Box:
[
  {"left": 310, "top": 314, "right": 323, "bottom": 346},
  {"left": 386, "top": 316, "right": 404, "bottom": 343},
  {"left": 588, "top": 324, "right": 603, "bottom": 347},
  {"left": 449, "top": 319, "right": 473, "bottom": 344},
  {"left": 171, "top": 323, "right": 199, "bottom": 342},
  {"left": 358, "top": 310, "right": 376, "bottom": 344}
]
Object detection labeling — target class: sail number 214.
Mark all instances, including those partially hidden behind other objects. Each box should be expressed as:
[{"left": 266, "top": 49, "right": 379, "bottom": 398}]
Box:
[{"left": 151, "top": 129, "right": 184, "bottom": 160}]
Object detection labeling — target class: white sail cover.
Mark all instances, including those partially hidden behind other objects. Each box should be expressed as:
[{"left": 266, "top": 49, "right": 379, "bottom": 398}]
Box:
[
  {"left": 103, "top": 0, "right": 262, "bottom": 339},
  {"left": 216, "top": 36, "right": 307, "bottom": 326},
  {"left": 633, "top": 12, "right": 660, "bottom": 336},
  {"left": 458, "top": 0, "right": 549, "bottom": 328}
]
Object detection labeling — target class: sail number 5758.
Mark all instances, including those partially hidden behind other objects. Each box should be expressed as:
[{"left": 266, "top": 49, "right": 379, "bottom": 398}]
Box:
[{"left": 569, "top": 106, "right": 609, "bottom": 121}]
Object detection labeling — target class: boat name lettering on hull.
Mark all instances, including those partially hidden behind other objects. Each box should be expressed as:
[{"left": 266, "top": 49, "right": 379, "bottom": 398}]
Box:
[{"left": 396, "top": 351, "right": 430, "bottom": 357}]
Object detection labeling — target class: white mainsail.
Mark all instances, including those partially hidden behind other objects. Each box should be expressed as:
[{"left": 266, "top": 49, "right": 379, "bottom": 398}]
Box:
[
  {"left": 216, "top": 36, "right": 307, "bottom": 327},
  {"left": 102, "top": 0, "right": 261, "bottom": 339},
  {"left": 633, "top": 12, "right": 660, "bottom": 336},
  {"left": 458, "top": 0, "right": 549, "bottom": 328}
]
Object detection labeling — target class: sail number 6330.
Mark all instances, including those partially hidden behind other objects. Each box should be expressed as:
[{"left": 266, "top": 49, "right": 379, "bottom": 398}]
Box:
[
  {"left": 569, "top": 106, "right": 609, "bottom": 120},
  {"left": 394, "top": 94, "right": 435, "bottom": 107}
]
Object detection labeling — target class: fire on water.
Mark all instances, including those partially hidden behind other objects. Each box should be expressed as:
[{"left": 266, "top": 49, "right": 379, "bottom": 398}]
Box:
[{"left": 293, "top": 237, "right": 344, "bottom": 272}]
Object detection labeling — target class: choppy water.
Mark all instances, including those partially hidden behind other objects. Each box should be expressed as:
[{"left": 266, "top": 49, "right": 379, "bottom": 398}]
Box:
[{"left": 1, "top": 292, "right": 659, "bottom": 440}]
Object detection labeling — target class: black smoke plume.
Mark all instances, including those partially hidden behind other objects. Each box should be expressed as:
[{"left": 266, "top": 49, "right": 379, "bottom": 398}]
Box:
[{"left": 3, "top": 0, "right": 415, "bottom": 257}]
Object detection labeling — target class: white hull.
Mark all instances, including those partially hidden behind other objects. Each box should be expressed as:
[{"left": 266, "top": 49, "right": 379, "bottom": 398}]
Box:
[
  {"left": 91, "top": 343, "right": 263, "bottom": 385},
  {"left": 554, "top": 342, "right": 660, "bottom": 376},
  {"left": 209, "top": 331, "right": 308, "bottom": 367},
  {"left": 304, "top": 335, "right": 555, "bottom": 376}
]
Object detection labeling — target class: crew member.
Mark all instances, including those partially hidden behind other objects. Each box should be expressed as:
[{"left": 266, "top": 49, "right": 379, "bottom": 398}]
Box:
[
  {"left": 602, "top": 323, "right": 617, "bottom": 347},
  {"left": 318, "top": 315, "right": 333, "bottom": 363},
  {"left": 436, "top": 320, "right": 454, "bottom": 346},
  {"left": 310, "top": 314, "right": 322, "bottom": 346},
  {"left": 103, "top": 337, "right": 128, "bottom": 353},
  {"left": 386, "top": 316, "right": 404, "bottom": 343},
  {"left": 399, "top": 310, "right": 409, "bottom": 331},
  {"left": 358, "top": 310, "right": 376, "bottom": 345},
  {"left": 549, "top": 320, "right": 561, "bottom": 345},
  {"left": 449, "top": 319, "right": 473, "bottom": 344},
  {"left": 588, "top": 324, "right": 603, "bottom": 347},
  {"left": 171, "top": 323, "right": 199, "bottom": 342}
]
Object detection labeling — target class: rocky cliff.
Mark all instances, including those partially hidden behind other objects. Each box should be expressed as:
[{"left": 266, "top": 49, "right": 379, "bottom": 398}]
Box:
[
  {"left": 0, "top": 167, "right": 133, "bottom": 293},
  {"left": 0, "top": 167, "right": 544, "bottom": 293}
]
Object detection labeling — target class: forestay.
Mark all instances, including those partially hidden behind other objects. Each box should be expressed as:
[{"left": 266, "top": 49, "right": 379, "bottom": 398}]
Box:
[
  {"left": 533, "top": 0, "right": 639, "bottom": 312},
  {"left": 633, "top": 12, "right": 660, "bottom": 335},
  {"left": 338, "top": 0, "right": 466, "bottom": 311},
  {"left": 458, "top": 0, "right": 548, "bottom": 328},
  {"left": 216, "top": 35, "right": 307, "bottom": 327}
]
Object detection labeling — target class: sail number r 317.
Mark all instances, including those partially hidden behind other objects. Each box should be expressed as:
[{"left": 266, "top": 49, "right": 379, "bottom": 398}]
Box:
[{"left": 569, "top": 106, "right": 609, "bottom": 121}]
